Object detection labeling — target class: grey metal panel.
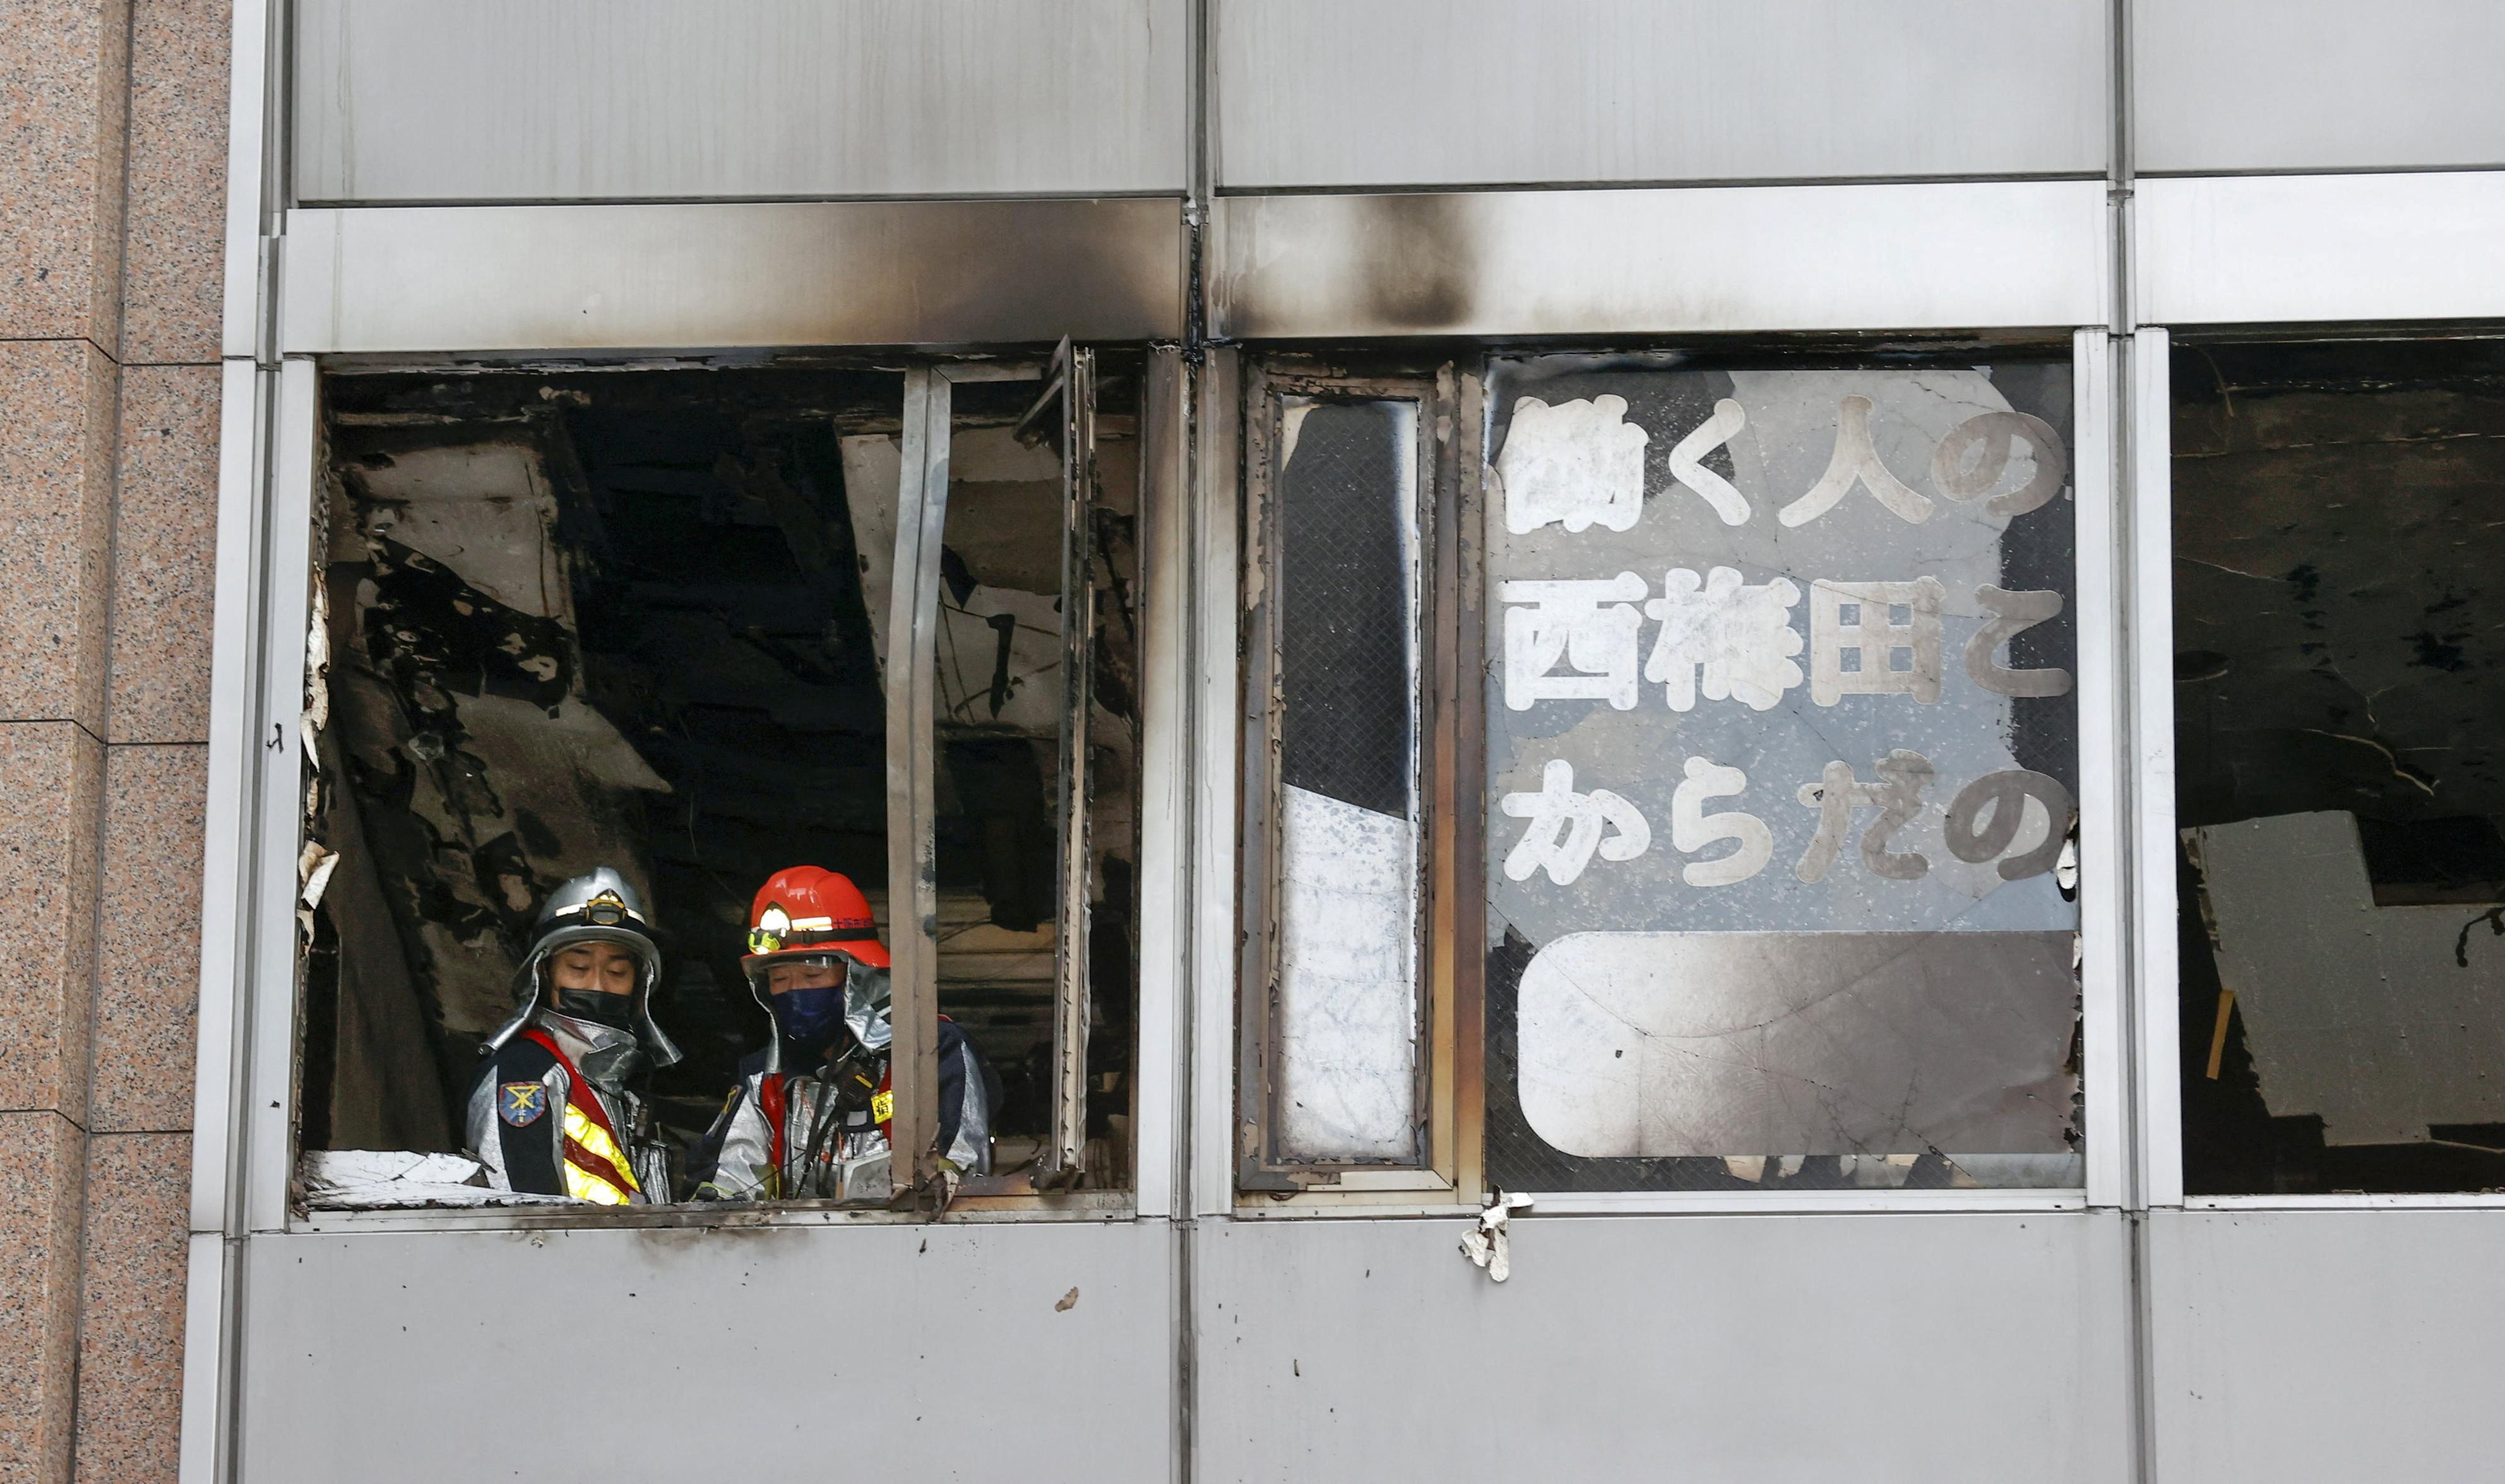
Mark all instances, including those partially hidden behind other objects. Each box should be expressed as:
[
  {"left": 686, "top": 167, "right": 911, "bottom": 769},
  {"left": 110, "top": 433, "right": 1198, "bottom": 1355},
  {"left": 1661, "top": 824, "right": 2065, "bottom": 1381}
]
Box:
[
  {"left": 1209, "top": 184, "right": 2110, "bottom": 339},
  {"left": 2135, "top": 172, "right": 2505, "bottom": 326},
  {"left": 2150, "top": 1208, "right": 2505, "bottom": 1480},
  {"left": 2136, "top": 0, "right": 2505, "bottom": 174},
  {"left": 237, "top": 1221, "right": 1172, "bottom": 1480},
  {"left": 1197, "top": 1213, "right": 2134, "bottom": 1482},
  {"left": 278, "top": 200, "right": 1186, "bottom": 354},
  {"left": 1215, "top": 0, "right": 2107, "bottom": 190},
  {"left": 293, "top": 0, "right": 1187, "bottom": 203}
]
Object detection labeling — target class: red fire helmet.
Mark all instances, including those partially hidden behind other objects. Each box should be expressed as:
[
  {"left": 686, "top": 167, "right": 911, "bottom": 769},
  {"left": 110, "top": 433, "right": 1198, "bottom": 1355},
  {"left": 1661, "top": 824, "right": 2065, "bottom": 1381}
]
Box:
[{"left": 740, "top": 865, "right": 890, "bottom": 972}]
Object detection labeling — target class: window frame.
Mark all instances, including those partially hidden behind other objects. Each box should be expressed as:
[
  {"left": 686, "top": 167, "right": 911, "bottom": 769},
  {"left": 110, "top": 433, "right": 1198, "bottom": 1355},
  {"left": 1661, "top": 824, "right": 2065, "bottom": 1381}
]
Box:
[
  {"left": 1227, "top": 333, "right": 2126, "bottom": 1215},
  {"left": 1232, "top": 360, "right": 1485, "bottom": 1202},
  {"left": 224, "top": 347, "right": 1177, "bottom": 1233}
]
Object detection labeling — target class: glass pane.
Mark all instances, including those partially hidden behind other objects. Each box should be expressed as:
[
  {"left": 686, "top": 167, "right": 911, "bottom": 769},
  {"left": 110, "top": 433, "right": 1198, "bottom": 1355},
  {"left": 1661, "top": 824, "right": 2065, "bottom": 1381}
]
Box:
[
  {"left": 1269, "top": 398, "right": 1425, "bottom": 1163},
  {"left": 1482, "top": 355, "right": 2082, "bottom": 1192},
  {"left": 2175, "top": 340, "right": 2505, "bottom": 1194}
]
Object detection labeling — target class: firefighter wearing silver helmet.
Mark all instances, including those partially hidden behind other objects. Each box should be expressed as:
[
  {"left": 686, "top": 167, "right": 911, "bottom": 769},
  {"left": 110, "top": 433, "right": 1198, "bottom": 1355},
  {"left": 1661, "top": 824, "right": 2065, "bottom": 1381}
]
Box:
[{"left": 465, "top": 868, "right": 683, "bottom": 1203}]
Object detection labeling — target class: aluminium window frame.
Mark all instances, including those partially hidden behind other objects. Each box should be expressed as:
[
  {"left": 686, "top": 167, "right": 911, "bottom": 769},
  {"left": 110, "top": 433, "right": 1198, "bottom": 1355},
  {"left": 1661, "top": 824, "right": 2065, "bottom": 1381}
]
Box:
[
  {"left": 203, "top": 345, "right": 1178, "bottom": 1236},
  {"left": 1232, "top": 359, "right": 1486, "bottom": 1203},
  {"left": 2138, "top": 322, "right": 2505, "bottom": 1214},
  {"left": 1227, "top": 331, "right": 2128, "bottom": 1216},
  {"left": 2132, "top": 169, "right": 2505, "bottom": 1211}
]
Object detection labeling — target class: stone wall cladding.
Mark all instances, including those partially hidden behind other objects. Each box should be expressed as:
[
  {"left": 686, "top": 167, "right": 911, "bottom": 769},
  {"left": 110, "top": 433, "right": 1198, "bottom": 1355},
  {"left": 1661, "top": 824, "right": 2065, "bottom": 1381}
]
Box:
[{"left": 0, "top": 0, "right": 228, "bottom": 1475}]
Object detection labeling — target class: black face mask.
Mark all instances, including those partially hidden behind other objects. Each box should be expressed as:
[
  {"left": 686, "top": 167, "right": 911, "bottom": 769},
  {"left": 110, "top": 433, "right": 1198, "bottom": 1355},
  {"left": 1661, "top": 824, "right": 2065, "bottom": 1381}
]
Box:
[{"left": 554, "top": 988, "right": 635, "bottom": 1030}]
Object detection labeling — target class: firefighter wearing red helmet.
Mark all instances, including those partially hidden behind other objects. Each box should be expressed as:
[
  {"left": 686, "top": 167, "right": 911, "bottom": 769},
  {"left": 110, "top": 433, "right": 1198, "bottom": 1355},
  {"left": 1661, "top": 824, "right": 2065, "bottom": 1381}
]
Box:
[{"left": 687, "top": 865, "right": 997, "bottom": 1201}]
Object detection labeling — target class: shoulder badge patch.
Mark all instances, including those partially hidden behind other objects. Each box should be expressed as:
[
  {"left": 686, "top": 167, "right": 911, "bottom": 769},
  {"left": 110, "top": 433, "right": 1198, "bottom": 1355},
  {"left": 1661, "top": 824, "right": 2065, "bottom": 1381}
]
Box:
[{"left": 499, "top": 1081, "right": 550, "bottom": 1127}]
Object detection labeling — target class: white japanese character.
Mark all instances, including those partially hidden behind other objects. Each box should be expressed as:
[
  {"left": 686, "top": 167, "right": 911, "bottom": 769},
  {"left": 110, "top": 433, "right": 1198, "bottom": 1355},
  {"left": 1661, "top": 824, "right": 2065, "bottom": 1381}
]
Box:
[
  {"left": 1778, "top": 395, "right": 1934, "bottom": 528},
  {"left": 1808, "top": 577, "right": 1944, "bottom": 706},
  {"left": 1931, "top": 410, "right": 2068, "bottom": 519},
  {"left": 1500, "top": 759, "right": 1651, "bottom": 886},
  {"left": 1670, "top": 757, "right": 1773, "bottom": 887},
  {"left": 1945, "top": 769, "right": 2074, "bottom": 881},
  {"left": 1502, "top": 573, "right": 1648, "bottom": 711},
  {"left": 1666, "top": 398, "right": 1751, "bottom": 526},
  {"left": 1965, "top": 586, "right": 2073, "bottom": 697},
  {"left": 1794, "top": 751, "right": 1935, "bottom": 883},
  {"left": 1497, "top": 396, "right": 1648, "bottom": 535},
  {"left": 1642, "top": 566, "right": 1804, "bottom": 712}
]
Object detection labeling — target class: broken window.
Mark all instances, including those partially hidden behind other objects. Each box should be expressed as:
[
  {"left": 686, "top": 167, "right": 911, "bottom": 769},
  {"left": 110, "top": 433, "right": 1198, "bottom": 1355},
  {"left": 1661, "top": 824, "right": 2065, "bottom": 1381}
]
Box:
[
  {"left": 292, "top": 357, "right": 1141, "bottom": 1211},
  {"left": 1235, "top": 348, "right": 2085, "bottom": 1199},
  {"left": 1239, "top": 369, "right": 1446, "bottom": 1185},
  {"left": 2174, "top": 338, "right": 2505, "bottom": 1195}
]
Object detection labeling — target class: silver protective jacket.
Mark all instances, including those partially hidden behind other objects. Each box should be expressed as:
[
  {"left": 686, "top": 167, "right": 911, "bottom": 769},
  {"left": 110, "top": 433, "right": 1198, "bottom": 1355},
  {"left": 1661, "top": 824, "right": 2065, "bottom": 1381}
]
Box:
[
  {"left": 693, "top": 1020, "right": 992, "bottom": 1201},
  {"left": 466, "top": 1012, "right": 677, "bottom": 1202}
]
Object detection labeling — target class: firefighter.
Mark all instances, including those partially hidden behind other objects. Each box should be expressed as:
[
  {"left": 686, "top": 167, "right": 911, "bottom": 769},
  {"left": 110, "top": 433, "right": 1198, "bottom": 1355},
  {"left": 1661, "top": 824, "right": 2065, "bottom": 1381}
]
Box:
[
  {"left": 689, "top": 865, "right": 995, "bottom": 1202},
  {"left": 467, "top": 868, "right": 683, "bottom": 1204}
]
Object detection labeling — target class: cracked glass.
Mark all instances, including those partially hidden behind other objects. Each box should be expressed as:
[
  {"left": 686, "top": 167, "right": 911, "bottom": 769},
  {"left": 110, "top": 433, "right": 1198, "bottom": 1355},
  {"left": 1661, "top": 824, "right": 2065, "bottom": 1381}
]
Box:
[{"left": 1481, "top": 353, "right": 2084, "bottom": 1192}]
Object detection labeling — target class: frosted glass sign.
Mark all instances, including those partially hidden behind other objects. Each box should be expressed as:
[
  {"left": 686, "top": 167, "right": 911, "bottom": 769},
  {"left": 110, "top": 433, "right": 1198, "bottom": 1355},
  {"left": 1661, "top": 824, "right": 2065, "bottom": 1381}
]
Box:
[{"left": 1482, "top": 357, "right": 2083, "bottom": 1192}]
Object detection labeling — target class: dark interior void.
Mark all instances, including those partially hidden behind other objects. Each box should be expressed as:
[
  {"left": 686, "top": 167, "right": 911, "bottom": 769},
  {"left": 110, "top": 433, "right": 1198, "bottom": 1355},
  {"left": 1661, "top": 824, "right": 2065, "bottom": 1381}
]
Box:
[
  {"left": 299, "top": 362, "right": 1139, "bottom": 1194},
  {"left": 2175, "top": 338, "right": 2505, "bottom": 1193}
]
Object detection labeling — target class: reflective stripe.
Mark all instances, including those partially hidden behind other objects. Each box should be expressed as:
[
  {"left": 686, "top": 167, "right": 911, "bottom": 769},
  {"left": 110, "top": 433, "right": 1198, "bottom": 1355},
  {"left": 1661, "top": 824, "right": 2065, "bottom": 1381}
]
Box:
[{"left": 562, "top": 1103, "right": 641, "bottom": 1201}]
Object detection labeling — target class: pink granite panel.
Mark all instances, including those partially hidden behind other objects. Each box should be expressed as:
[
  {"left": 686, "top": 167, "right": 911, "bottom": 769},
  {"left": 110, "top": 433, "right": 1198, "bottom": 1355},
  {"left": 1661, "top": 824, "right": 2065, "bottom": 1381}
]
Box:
[
  {"left": 0, "top": 723, "right": 104, "bottom": 1125},
  {"left": 0, "top": 340, "right": 117, "bottom": 734},
  {"left": 88, "top": 744, "right": 206, "bottom": 1132},
  {"left": 0, "top": 0, "right": 132, "bottom": 350},
  {"left": 70, "top": 1133, "right": 187, "bottom": 1484},
  {"left": 0, "top": 1112, "right": 87, "bottom": 1484},
  {"left": 119, "top": 0, "right": 229, "bottom": 364},
  {"left": 107, "top": 364, "right": 218, "bottom": 743}
]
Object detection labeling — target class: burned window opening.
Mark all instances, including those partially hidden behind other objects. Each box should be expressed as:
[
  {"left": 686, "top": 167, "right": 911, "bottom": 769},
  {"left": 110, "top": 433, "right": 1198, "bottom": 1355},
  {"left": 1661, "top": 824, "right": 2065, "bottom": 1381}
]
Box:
[
  {"left": 295, "top": 360, "right": 1142, "bottom": 1206},
  {"left": 2174, "top": 338, "right": 2505, "bottom": 1195}
]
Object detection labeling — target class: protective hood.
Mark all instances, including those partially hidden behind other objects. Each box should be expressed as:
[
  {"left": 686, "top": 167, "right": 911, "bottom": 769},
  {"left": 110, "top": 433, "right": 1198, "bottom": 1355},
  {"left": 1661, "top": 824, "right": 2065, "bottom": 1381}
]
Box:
[
  {"left": 744, "top": 953, "right": 891, "bottom": 1074},
  {"left": 480, "top": 867, "right": 682, "bottom": 1069}
]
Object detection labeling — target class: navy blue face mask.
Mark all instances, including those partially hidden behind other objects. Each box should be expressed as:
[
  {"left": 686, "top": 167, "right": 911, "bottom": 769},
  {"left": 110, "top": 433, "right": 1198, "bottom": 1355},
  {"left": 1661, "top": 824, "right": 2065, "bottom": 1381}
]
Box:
[{"left": 771, "top": 983, "right": 846, "bottom": 1050}]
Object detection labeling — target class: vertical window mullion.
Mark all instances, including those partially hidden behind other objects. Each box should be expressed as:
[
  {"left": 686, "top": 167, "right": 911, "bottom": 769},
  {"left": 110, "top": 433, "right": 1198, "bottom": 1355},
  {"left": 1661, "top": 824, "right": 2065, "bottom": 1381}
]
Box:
[{"left": 887, "top": 365, "right": 951, "bottom": 1197}]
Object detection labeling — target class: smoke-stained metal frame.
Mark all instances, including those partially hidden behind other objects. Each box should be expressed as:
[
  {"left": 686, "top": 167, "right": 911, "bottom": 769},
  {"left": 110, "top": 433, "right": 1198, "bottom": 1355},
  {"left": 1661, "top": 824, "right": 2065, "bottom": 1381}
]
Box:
[
  {"left": 277, "top": 199, "right": 1189, "bottom": 355},
  {"left": 1223, "top": 337, "right": 2124, "bottom": 1217},
  {"left": 894, "top": 354, "right": 1109, "bottom": 1195},
  {"left": 888, "top": 367, "right": 951, "bottom": 1197},
  {"left": 1512, "top": 335, "right": 2119, "bottom": 1216},
  {"left": 1234, "top": 364, "right": 1473, "bottom": 1198},
  {"left": 1034, "top": 342, "right": 1102, "bottom": 1182},
  {"left": 1190, "top": 348, "right": 1247, "bottom": 1219}
]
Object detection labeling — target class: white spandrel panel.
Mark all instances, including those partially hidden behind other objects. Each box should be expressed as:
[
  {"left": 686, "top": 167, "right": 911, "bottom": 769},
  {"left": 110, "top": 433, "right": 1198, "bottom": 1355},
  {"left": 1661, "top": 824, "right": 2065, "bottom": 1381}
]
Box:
[
  {"left": 1198, "top": 1212, "right": 2134, "bottom": 1483},
  {"left": 238, "top": 1222, "right": 1173, "bottom": 1479},
  {"left": 2150, "top": 1208, "right": 2505, "bottom": 1481},
  {"left": 1216, "top": 0, "right": 2106, "bottom": 190},
  {"left": 2136, "top": 0, "right": 2505, "bottom": 174},
  {"left": 294, "top": 0, "right": 1187, "bottom": 203},
  {"left": 2136, "top": 172, "right": 2505, "bottom": 327},
  {"left": 1210, "top": 182, "right": 2110, "bottom": 340}
]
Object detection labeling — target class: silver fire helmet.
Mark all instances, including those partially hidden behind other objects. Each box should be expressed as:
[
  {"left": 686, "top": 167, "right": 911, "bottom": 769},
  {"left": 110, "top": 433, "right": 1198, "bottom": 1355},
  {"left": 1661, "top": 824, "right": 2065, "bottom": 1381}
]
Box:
[{"left": 480, "top": 867, "right": 683, "bottom": 1069}]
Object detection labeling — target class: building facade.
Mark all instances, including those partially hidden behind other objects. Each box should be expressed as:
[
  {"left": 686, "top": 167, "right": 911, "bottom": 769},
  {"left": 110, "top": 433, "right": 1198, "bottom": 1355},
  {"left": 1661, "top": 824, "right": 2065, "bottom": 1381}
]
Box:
[{"left": 9, "top": 3, "right": 2505, "bottom": 1481}]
